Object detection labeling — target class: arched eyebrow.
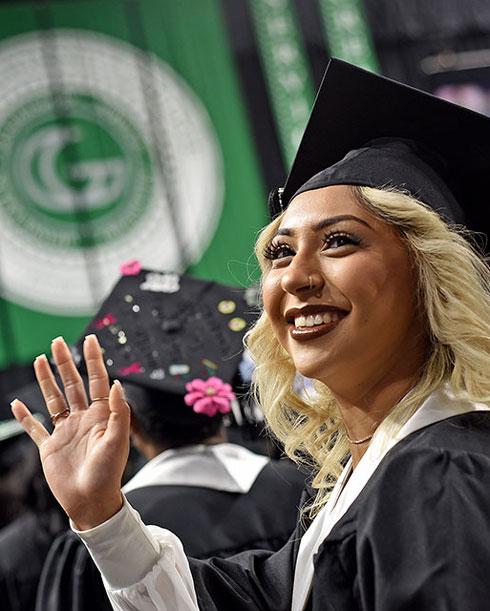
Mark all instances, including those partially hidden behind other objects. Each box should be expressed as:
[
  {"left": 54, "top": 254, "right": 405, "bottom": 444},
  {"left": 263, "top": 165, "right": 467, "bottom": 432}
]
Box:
[{"left": 276, "top": 214, "right": 372, "bottom": 236}]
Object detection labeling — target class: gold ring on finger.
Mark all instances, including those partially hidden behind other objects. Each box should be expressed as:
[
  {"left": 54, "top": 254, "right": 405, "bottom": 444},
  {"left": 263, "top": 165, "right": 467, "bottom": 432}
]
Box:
[
  {"left": 50, "top": 407, "right": 71, "bottom": 425},
  {"left": 92, "top": 396, "right": 110, "bottom": 402}
]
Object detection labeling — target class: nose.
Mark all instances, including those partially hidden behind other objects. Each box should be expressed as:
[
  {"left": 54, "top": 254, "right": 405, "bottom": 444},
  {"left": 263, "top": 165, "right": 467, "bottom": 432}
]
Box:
[{"left": 281, "top": 264, "right": 325, "bottom": 298}]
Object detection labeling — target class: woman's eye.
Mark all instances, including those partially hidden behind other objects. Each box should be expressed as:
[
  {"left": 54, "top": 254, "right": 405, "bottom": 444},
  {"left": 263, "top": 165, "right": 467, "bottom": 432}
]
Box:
[
  {"left": 263, "top": 242, "right": 294, "bottom": 261},
  {"left": 323, "top": 232, "right": 360, "bottom": 250}
]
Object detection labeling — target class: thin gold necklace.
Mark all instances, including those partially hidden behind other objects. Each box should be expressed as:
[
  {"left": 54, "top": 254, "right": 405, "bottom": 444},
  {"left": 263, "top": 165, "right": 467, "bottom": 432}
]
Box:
[
  {"left": 345, "top": 382, "right": 418, "bottom": 446},
  {"left": 346, "top": 432, "right": 375, "bottom": 445}
]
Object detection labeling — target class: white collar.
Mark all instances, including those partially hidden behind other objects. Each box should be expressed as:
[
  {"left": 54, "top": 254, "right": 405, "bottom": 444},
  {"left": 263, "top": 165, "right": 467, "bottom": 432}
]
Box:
[
  {"left": 292, "top": 385, "right": 490, "bottom": 611},
  {"left": 122, "top": 442, "right": 269, "bottom": 495}
]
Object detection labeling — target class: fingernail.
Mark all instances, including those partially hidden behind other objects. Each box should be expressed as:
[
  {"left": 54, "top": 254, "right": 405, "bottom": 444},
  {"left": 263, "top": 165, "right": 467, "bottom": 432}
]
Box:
[
  {"left": 52, "top": 336, "right": 64, "bottom": 344},
  {"left": 114, "top": 379, "right": 126, "bottom": 400},
  {"left": 85, "top": 334, "right": 97, "bottom": 342},
  {"left": 34, "top": 354, "right": 47, "bottom": 362}
]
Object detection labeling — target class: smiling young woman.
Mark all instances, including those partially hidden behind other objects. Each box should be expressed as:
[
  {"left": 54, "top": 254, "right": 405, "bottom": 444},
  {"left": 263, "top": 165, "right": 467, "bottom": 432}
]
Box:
[
  {"left": 10, "top": 60, "right": 490, "bottom": 611},
  {"left": 249, "top": 182, "right": 490, "bottom": 512},
  {"left": 258, "top": 185, "right": 429, "bottom": 464}
]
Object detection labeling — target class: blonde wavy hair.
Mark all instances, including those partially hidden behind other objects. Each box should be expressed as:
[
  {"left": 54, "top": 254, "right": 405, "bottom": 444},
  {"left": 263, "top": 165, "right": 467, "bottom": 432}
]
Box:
[{"left": 246, "top": 185, "right": 490, "bottom": 517}]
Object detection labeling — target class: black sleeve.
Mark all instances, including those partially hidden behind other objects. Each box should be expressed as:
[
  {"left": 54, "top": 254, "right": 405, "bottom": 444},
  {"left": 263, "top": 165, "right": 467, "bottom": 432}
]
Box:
[
  {"left": 36, "top": 509, "right": 305, "bottom": 611},
  {"left": 189, "top": 524, "right": 300, "bottom": 611},
  {"left": 356, "top": 446, "right": 490, "bottom": 611},
  {"left": 188, "top": 483, "right": 315, "bottom": 611}
]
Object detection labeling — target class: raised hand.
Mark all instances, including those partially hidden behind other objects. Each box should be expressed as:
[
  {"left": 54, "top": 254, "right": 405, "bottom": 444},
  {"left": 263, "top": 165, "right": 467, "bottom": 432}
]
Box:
[{"left": 10, "top": 335, "right": 130, "bottom": 530}]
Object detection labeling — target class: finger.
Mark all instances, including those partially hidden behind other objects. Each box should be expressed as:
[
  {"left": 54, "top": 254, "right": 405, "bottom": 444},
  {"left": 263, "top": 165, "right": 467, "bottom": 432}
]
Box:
[
  {"left": 51, "top": 337, "right": 89, "bottom": 411},
  {"left": 105, "top": 381, "right": 131, "bottom": 444},
  {"left": 84, "top": 334, "right": 111, "bottom": 403},
  {"left": 34, "top": 354, "right": 69, "bottom": 417},
  {"left": 11, "top": 400, "right": 50, "bottom": 447}
]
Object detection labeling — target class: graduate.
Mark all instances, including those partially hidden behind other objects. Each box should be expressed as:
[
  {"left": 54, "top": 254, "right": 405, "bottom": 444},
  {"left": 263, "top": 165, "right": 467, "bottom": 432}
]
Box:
[
  {"left": 35, "top": 271, "right": 305, "bottom": 611},
  {"left": 0, "top": 386, "right": 66, "bottom": 611},
  {"left": 11, "top": 60, "right": 490, "bottom": 611}
]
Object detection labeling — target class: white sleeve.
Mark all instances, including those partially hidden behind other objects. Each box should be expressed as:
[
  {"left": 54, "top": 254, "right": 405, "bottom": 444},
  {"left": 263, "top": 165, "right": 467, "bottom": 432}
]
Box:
[{"left": 73, "top": 496, "right": 200, "bottom": 611}]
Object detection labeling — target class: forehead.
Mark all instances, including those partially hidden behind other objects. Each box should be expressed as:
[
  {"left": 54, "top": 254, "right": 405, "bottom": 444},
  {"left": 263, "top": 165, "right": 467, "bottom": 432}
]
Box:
[{"left": 279, "top": 184, "right": 374, "bottom": 230}]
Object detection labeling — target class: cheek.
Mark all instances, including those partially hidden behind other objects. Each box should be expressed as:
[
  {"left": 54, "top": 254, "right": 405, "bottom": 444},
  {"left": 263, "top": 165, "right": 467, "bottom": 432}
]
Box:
[
  {"left": 327, "top": 258, "right": 385, "bottom": 312},
  {"left": 334, "top": 255, "right": 405, "bottom": 311},
  {"left": 261, "top": 273, "right": 282, "bottom": 318},
  {"left": 352, "top": 258, "right": 417, "bottom": 328},
  {"left": 262, "top": 273, "right": 290, "bottom": 348}
]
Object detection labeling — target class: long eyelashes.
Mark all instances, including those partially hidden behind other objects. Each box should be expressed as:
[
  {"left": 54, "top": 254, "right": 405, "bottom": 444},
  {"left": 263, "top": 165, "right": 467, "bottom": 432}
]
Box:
[
  {"left": 264, "top": 231, "right": 361, "bottom": 261},
  {"left": 263, "top": 241, "right": 294, "bottom": 260},
  {"left": 322, "top": 231, "right": 361, "bottom": 249}
]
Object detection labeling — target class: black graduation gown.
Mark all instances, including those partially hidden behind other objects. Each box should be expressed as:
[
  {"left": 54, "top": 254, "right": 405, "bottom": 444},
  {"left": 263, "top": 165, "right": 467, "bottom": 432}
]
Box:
[
  {"left": 36, "top": 459, "right": 305, "bottom": 611},
  {"left": 187, "top": 412, "right": 490, "bottom": 610},
  {"left": 0, "top": 509, "right": 66, "bottom": 611}
]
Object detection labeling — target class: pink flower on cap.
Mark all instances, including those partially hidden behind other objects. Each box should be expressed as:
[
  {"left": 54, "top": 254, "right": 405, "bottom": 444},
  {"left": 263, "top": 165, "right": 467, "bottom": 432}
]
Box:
[
  {"left": 120, "top": 259, "right": 142, "bottom": 276},
  {"left": 184, "top": 377, "right": 235, "bottom": 418}
]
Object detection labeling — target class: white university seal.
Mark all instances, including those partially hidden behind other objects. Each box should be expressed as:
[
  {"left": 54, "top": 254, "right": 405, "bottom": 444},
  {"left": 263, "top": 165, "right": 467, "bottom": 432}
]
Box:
[{"left": 0, "top": 29, "right": 223, "bottom": 314}]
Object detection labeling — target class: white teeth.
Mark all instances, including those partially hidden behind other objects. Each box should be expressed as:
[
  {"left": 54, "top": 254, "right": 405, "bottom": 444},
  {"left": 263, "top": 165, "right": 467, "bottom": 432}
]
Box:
[{"left": 293, "top": 311, "right": 341, "bottom": 328}]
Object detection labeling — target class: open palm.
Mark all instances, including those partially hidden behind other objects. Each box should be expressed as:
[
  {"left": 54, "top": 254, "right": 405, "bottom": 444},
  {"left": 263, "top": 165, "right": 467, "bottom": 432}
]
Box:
[{"left": 11, "top": 335, "right": 130, "bottom": 530}]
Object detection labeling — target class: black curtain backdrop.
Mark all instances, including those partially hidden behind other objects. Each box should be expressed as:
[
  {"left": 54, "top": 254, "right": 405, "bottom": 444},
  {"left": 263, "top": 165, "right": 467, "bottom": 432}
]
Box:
[{"left": 364, "top": 0, "right": 490, "bottom": 89}]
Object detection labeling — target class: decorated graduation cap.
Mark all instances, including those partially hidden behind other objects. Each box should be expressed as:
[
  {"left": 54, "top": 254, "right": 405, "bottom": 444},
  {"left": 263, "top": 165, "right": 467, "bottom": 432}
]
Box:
[
  {"left": 77, "top": 265, "right": 258, "bottom": 425},
  {"left": 269, "top": 58, "right": 490, "bottom": 237}
]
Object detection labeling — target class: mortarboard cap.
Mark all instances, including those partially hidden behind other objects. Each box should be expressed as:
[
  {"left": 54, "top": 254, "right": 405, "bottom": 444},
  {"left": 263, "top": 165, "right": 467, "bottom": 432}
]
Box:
[
  {"left": 77, "top": 270, "right": 258, "bottom": 424},
  {"left": 1, "top": 382, "right": 48, "bottom": 443},
  {"left": 269, "top": 59, "right": 490, "bottom": 238}
]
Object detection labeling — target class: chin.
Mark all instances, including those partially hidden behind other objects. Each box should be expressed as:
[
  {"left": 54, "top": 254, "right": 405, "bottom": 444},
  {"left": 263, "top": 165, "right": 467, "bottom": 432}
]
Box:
[
  {"left": 292, "top": 357, "right": 333, "bottom": 383},
  {"left": 289, "top": 342, "right": 349, "bottom": 387},
  {"left": 285, "top": 328, "right": 350, "bottom": 381}
]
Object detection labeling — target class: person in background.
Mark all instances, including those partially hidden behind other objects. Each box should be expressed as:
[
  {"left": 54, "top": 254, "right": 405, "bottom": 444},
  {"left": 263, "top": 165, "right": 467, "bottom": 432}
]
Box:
[
  {"left": 122, "top": 379, "right": 305, "bottom": 557},
  {"left": 0, "top": 421, "right": 35, "bottom": 531},
  {"left": 0, "top": 386, "right": 66, "bottom": 611},
  {"left": 35, "top": 270, "right": 305, "bottom": 611}
]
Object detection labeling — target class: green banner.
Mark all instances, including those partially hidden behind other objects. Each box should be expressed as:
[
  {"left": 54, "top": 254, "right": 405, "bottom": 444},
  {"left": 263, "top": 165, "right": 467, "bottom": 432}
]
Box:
[
  {"left": 249, "top": 0, "right": 315, "bottom": 166},
  {"left": 318, "top": 0, "right": 380, "bottom": 72},
  {"left": 0, "top": 0, "right": 267, "bottom": 367}
]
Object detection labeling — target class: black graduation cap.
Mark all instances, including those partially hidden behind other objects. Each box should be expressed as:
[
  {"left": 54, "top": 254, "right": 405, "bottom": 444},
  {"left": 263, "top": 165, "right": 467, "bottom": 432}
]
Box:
[
  {"left": 77, "top": 270, "right": 257, "bottom": 413},
  {"left": 1, "top": 382, "right": 48, "bottom": 443},
  {"left": 269, "top": 58, "right": 490, "bottom": 238}
]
